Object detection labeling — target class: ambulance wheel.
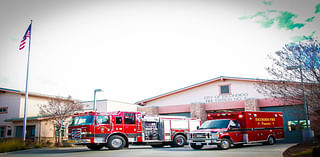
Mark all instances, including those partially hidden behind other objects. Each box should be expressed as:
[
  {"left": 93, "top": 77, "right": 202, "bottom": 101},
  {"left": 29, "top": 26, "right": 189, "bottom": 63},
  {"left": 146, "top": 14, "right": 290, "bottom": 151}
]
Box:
[
  {"left": 219, "top": 138, "right": 231, "bottom": 150},
  {"left": 107, "top": 135, "right": 126, "bottom": 150},
  {"left": 172, "top": 135, "right": 186, "bottom": 147},
  {"left": 265, "top": 136, "right": 275, "bottom": 145},
  {"left": 190, "top": 144, "right": 203, "bottom": 150},
  {"left": 87, "top": 144, "right": 104, "bottom": 150}
]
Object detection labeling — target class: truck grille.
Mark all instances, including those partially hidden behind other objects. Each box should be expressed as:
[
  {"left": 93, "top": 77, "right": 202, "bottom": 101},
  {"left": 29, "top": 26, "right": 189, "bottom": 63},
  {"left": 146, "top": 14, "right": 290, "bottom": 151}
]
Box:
[
  {"left": 192, "top": 133, "right": 208, "bottom": 139},
  {"left": 71, "top": 128, "right": 81, "bottom": 139}
]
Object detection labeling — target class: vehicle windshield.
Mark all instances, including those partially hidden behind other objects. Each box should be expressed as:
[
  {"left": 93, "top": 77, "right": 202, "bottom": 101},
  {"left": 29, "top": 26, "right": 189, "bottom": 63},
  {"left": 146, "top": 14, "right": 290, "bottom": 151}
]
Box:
[
  {"left": 71, "top": 115, "right": 94, "bottom": 126},
  {"left": 199, "top": 119, "right": 230, "bottom": 129}
]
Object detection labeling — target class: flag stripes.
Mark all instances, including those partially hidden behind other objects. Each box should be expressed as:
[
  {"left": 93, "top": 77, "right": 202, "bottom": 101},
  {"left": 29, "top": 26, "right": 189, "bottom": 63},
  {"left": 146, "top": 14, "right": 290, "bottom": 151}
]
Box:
[{"left": 19, "top": 24, "right": 32, "bottom": 50}]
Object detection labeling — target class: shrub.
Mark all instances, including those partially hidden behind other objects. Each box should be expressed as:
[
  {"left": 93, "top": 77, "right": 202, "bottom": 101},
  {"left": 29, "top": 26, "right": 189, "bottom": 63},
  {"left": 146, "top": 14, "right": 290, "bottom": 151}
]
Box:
[
  {"left": 62, "top": 144, "right": 71, "bottom": 147},
  {"left": 33, "top": 143, "right": 42, "bottom": 148},
  {"left": 0, "top": 138, "right": 28, "bottom": 153},
  {"left": 313, "top": 145, "right": 320, "bottom": 157},
  {"left": 292, "top": 149, "right": 312, "bottom": 156}
]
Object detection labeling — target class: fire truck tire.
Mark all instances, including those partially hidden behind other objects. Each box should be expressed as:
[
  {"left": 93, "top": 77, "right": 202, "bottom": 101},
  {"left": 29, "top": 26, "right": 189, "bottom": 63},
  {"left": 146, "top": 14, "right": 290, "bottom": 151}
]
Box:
[
  {"left": 264, "top": 136, "right": 275, "bottom": 145},
  {"left": 172, "top": 135, "right": 186, "bottom": 147},
  {"left": 107, "top": 135, "right": 126, "bottom": 150},
  {"left": 218, "top": 138, "right": 231, "bottom": 150},
  {"left": 190, "top": 144, "right": 203, "bottom": 150},
  {"left": 87, "top": 144, "right": 104, "bottom": 150}
]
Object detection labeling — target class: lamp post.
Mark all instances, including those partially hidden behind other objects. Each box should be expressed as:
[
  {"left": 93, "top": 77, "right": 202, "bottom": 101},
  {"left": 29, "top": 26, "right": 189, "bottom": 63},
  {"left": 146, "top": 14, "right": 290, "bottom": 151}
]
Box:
[
  {"left": 93, "top": 89, "right": 103, "bottom": 111},
  {"left": 287, "top": 65, "right": 312, "bottom": 141},
  {"left": 287, "top": 65, "right": 309, "bottom": 128}
]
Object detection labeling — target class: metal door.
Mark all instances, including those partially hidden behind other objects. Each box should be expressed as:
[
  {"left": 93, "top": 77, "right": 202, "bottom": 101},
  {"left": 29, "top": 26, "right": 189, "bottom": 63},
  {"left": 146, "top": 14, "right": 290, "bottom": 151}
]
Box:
[{"left": 163, "top": 119, "right": 171, "bottom": 141}]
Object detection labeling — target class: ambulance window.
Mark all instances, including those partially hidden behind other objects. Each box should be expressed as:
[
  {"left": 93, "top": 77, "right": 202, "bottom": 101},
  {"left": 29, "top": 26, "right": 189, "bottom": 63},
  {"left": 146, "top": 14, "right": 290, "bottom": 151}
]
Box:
[
  {"left": 124, "top": 113, "right": 135, "bottom": 124},
  {"left": 115, "top": 117, "right": 122, "bottom": 124},
  {"left": 230, "top": 120, "right": 240, "bottom": 128}
]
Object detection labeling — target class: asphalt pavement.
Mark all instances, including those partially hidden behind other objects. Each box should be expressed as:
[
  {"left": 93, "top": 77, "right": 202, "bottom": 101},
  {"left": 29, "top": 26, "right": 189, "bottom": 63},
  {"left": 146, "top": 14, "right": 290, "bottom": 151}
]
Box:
[{"left": 0, "top": 143, "right": 295, "bottom": 157}]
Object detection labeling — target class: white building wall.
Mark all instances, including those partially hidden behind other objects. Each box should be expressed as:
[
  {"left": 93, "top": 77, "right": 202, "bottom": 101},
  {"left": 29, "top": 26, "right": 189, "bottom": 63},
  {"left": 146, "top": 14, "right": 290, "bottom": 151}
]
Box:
[
  {"left": 82, "top": 100, "right": 108, "bottom": 111},
  {"left": 82, "top": 99, "right": 137, "bottom": 112},
  {"left": 106, "top": 100, "right": 137, "bottom": 112},
  {"left": 19, "top": 95, "right": 50, "bottom": 118},
  {"left": 0, "top": 92, "right": 21, "bottom": 137},
  {"left": 146, "top": 80, "right": 268, "bottom": 106},
  {"left": 39, "top": 120, "right": 55, "bottom": 138},
  {"left": 0, "top": 92, "right": 21, "bottom": 122},
  {"left": 1, "top": 89, "right": 82, "bottom": 140}
]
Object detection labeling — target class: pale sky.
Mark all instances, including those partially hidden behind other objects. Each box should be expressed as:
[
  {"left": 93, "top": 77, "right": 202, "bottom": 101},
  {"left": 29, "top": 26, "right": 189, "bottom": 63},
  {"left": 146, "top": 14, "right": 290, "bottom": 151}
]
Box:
[{"left": 0, "top": 0, "right": 319, "bottom": 103}]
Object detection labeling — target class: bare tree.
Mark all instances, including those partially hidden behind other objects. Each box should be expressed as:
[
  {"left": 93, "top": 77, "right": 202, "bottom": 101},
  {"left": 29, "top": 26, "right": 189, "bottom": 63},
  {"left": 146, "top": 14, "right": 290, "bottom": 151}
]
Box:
[
  {"left": 39, "top": 97, "right": 83, "bottom": 145},
  {"left": 257, "top": 39, "right": 320, "bottom": 140}
]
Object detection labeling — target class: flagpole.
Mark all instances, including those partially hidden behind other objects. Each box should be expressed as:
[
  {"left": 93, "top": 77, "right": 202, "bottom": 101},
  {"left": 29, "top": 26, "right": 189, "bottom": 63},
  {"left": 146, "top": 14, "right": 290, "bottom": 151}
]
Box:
[{"left": 22, "top": 20, "right": 32, "bottom": 142}]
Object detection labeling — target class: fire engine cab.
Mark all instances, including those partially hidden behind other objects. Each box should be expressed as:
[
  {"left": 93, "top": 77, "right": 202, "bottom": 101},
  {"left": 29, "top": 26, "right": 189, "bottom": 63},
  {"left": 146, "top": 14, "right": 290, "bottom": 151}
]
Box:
[
  {"left": 67, "top": 111, "right": 200, "bottom": 150},
  {"left": 188, "top": 111, "right": 284, "bottom": 150}
]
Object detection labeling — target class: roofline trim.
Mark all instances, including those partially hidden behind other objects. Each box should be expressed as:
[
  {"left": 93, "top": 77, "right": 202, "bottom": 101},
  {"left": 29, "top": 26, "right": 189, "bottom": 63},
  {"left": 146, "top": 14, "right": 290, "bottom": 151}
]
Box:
[
  {"left": 0, "top": 87, "right": 76, "bottom": 101},
  {"left": 135, "top": 76, "right": 263, "bottom": 105}
]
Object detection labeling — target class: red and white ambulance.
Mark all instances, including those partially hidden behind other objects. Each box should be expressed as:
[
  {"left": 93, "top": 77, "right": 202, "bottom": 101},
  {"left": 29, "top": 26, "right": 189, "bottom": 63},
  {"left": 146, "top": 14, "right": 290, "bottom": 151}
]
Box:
[
  {"left": 188, "top": 111, "right": 284, "bottom": 150},
  {"left": 67, "top": 111, "right": 200, "bottom": 150}
]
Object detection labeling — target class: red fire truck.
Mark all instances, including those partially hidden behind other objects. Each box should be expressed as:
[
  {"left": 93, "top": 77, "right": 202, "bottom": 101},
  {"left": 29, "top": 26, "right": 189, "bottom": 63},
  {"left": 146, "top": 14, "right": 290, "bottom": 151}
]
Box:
[
  {"left": 188, "top": 111, "right": 284, "bottom": 150},
  {"left": 67, "top": 111, "right": 200, "bottom": 150}
]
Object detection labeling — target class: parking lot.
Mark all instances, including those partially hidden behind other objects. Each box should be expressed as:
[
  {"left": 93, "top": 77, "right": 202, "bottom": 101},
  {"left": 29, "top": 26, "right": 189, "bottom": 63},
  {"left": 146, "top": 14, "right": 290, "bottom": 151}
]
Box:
[{"left": 1, "top": 143, "right": 294, "bottom": 157}]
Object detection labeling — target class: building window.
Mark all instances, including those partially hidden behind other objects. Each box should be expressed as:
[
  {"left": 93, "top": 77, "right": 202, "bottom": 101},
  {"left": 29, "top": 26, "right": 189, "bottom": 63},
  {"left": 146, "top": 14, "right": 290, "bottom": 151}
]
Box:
[
  {"left": 7, "top": 129, "right": 12, "bottom": 136},
  {"left": 0, "top": 107, "right": 8, "bottom": 114},
  {"left": 7, "top": 126, "right": 12, "bottom": 136},
  {"left": 288, "top": 120, "right": 310, "bottom": 131},
  {"left": 55, "top": 126, "right": 65, "bottom": 137},
  {"left": 220, "top": 85, "right": 230, "bottom": 95},
  {"left": 0, "top": 127, "right": 4, "bottom": 138},
  {"left": 299, "top": 120, "right": 310, "bottom": 130}
]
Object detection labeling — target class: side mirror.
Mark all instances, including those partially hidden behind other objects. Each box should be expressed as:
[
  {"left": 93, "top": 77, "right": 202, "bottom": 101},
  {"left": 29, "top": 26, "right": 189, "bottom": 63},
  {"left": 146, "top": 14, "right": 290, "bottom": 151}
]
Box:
[{"left": 197, "top": 126, "right": 200, "bottom": 130}]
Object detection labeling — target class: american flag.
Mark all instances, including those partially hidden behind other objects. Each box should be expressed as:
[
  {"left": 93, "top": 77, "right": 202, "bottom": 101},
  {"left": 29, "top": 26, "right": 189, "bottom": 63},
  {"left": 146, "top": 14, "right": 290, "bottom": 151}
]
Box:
[{"left": 19, "top": 23, "right": 32, "bottom": 50}]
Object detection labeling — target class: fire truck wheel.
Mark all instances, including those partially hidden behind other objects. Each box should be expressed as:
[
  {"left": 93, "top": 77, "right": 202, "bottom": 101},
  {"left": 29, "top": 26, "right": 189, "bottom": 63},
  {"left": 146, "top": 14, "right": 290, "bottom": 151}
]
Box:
[
  {"left": 107, "top": 135, "right": 126, "bottom": 150},
  {"left": 190, "top": 143, "right": 203, "bottom": 150},
  {"left": 87, "top": 144, "right": 104, "bottom": 150},
  {"left": 172, "top": 135, "right": 186, "bottom": 147},
  {"left": 219, "top": 138, "right": 231, "bottom": 150},
  {"left": 265, "top": 136, "right": 275, "bottom": 145}
]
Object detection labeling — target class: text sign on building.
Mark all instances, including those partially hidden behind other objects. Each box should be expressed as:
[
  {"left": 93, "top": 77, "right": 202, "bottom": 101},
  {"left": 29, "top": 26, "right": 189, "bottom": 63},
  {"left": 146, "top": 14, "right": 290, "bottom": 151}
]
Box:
[{"left": 204, "top": 93, "right": 248, "bottom": 103}]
